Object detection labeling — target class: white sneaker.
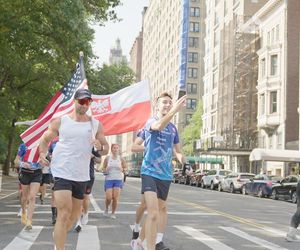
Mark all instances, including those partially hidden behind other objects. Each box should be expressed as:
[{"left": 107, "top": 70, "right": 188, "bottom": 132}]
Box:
[
  {"left": 130, "top": 239, "right": 143, "bottom": 250},
  {"left": 286, "top": 227, "right": 300, "bottom": 242},
  {"left": 17, "top": 208, "right": 22, "bottom": 217},
  {"left": 81, "top": 212, "right": 89, "bottom": 225},
  {"left": 103, "top": 210, "right": 109, "bottom": 217},
  {"left": 110, "top": 214, "right": 116, "bottom": 219}
]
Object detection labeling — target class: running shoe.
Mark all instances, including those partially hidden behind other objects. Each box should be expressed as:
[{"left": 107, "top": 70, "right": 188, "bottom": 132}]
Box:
[
  {"left": 155, "top": 241, "right": 170, "bottom": 250},
  {"left": 81, "top": 212, "right": 89, "bottom": 225},
  {"left": 52, "top": 213, "right": 57, "bottom": 225},
  {"left": 103, "top": 210, "right": 109, "bottom": 217},
  {"left": 132, "top": 230, "right": 140, "bottom": 240},
  {"left": 130, "top": 239, "right": 143, "bottom": 250},
  {"left": 74, "top": 219, "right": 82, "bottom": 233},
  {"left": 17, "top": 208, "right": 22, "bottom": 217},
  {"left": 110, "top": 214, "right": 116, "bottom": 219},
  {"left": 25, "top": 220, "right": 32, "bottom": 231}
]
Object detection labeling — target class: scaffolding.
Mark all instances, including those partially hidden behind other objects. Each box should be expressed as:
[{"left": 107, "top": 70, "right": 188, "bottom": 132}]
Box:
[{"left": 217, "top": 14, "right": 260, "bottom": 172}]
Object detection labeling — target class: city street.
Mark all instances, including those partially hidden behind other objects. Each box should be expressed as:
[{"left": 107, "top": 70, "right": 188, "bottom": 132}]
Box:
[{"left": 0, "top": 173, "right": 300, "bottom": 250}]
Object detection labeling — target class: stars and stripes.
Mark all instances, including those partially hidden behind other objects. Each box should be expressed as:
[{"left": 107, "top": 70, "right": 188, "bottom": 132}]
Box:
[{"left": 20, "top": 61, "right": 87, "bottom": 162}]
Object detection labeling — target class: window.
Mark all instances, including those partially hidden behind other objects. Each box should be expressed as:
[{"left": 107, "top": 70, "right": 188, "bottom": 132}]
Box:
[
  {"left": 186, "top": 114, "right": 193, "bottom": 124},
  {"left": 190, "top": 22, "right": 200, "bottom": 32},
  {"left": 211, "top": 94, "right": 217, "bottom": 109},
  {"left": 213, "top": 71, "right": 218, "bottom": 89},
  {"left": 214, "top": 12, "right": 219, "bottom": 26},
  {"left": 269, "top": 135, "right": 273, "bottom": 149},
  {"left": 224, "top": 1, "right": 228, "bottom": 16},
  {"left": 188, "top": 68, "right": 198, "bottom": 78},
  {"left": 189, "top": 37, "right": 199, "bottom": 48},
  {"left": 270, "top": 55, "right": 278, "bottom": 76},
  {"left": 187, "top": 83, "right": 197, "bottom": 94},
  {"left": 261, "top": 58, "right": 266, "bottom": 77},
  {"left": 277, "top": 132, "right": 282, "bottom": 146},
  {"left": 260, "top": 94, "right": 265, "bottom": 115},
  {"left": 190, "top": 7, "right": 200, "bottom": 17},
  {"left": 187, "top": 99, "right": 197, "bottom": 109},
  {"left": 188, "top": 52, "right": 198, "bottom": 63},
  {"left": 214, "top": 30, "right": 219, "bottom": 47},
  {"left": 276, "top": 24, "right": 280, "bottom": 41},
  {"left": 270, "top": 91, "right": 277, "bottom": 113},
  {"left": 211, "top": 115, "right": 216, "bottom": 131}
]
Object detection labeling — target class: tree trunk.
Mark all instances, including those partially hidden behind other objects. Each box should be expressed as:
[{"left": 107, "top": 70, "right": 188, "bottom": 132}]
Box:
[{"left": 3, "top": 119, "right": 16, "bottom": 176}]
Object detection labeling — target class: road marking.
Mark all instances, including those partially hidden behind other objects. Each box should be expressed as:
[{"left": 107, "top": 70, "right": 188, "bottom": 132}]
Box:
[
  {"left": 0, "top": 210, "right": 219, "bottom": 216},
  {"left": 76, "top": 225, "right": 100, "bottom": 250},
  {"left": 3, "top": 226, "right": 43, "bottom": 250},
  {"left": 90, "top": 194, "right": 102, "bottom": 212},
  {"left": 220, "top": 227, "right": 288, "bottom": 250},
  {"left": 175, "top": 225, "right": 234, "bottom": 250},
  {"left": 0, "top": 191, "right": 18, "bottom": 200}
]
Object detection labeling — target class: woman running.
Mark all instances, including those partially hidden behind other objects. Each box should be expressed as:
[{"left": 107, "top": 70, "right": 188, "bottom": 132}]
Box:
[{"left": 103, "top": 143, "right": 127, "bottom": 219}]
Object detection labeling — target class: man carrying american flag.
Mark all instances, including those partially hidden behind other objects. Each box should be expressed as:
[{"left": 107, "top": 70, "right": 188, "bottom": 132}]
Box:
[{"left": 38, "top": 87, "right": 109, "bottom": 250}]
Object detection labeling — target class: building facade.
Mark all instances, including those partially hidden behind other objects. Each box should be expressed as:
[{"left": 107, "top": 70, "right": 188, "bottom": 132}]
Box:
[{"left": 141, "top": 0, "right": 206, "bottom": 138}]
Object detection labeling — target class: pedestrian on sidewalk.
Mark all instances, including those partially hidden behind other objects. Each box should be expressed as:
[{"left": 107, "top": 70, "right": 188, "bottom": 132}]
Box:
[
  {"left": 14, "top": 143, "right": 43, "bottom": 230},
  {"left": 74, "top": 148, "right": 101, "bottom": 232},
  {"left": 102, "top": 143, "right": 127, "bottom": 219},
  {"left": 38, "top": 89, "right": 109, "bottom": 250},
  {"left": 131, "top": 92, "right": 187, "bottom": 250}
]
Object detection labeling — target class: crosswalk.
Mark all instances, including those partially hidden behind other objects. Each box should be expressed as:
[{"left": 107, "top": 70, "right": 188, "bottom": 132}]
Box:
[{"left": 2, "top": 222, "right": 297, "bottom": 250}]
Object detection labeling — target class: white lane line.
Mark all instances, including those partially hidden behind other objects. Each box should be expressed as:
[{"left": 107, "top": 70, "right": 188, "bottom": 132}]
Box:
[
  {"left": 0, "top": 191, "right": 18, "bottom": 200},
  {"left": 3, "top": 226, "right": 43, "bottom": 250},
  {"left": 0, "top": 211, "right": 219, "bottom": 216},
  {"left": 76, "top": 225, "right": 100, "bottom": 250},
  {"left": 220, "top": 227, "right": 288, "bottom": 250},
  {"left": 90, "top": 194, "right": 102, "bottom": 212},
  {"left": 175, "top": 225, "right": 234, "bottom": 250}
]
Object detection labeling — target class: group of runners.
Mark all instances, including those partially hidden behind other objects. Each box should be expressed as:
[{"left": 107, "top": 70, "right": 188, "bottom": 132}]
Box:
[{"left": 15, "top": 88, "right": 190, "bottom": 250}]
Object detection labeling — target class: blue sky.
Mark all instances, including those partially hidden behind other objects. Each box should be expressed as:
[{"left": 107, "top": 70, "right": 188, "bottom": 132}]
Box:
[{"left": 92, "top": 0, "right": 149, "bottom": 66}]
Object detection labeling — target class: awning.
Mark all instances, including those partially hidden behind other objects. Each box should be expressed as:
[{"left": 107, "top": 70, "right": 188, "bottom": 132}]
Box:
[
  {"left": 249, "top": 148, "right": 300, "bottom": 162},
  {"left": 187, "top": 156, "right": 223, "bottom": 164}
]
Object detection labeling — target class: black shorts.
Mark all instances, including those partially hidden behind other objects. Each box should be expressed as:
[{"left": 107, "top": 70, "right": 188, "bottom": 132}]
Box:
[
  {"left": 53, "top": 177, "right": 87, "bottom": 200},
  {"left": 19, "top": 169, "right": 42, "bottom": 185},
  {"left": 40, "top": 173, "right": 52, "bottom": 186},
  {"left": 141, "top": 175, "right": 171, "bottom": 201},
  {"left": 85, "top": 177, "right": 95, "bottom": 195}
]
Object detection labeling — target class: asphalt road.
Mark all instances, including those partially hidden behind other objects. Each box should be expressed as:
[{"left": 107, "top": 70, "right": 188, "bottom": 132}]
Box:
[{"left": 0, "top": 173, "right": 300, "bottom": 250}]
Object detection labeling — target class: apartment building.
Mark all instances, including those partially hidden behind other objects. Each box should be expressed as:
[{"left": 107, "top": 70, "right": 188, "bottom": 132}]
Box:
[
  {"left": 201, "top": 0, "right": 268, "bottom": 172},
  {"left": 252, "top": 0, "right": 300, "bottom": 175},
  {"left": 141, "top": 0, "right": 205, "bottom": 135}
]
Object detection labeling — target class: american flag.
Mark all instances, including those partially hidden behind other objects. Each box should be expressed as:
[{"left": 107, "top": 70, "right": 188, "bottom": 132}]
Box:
[{"left": 20, "top": 61, "right": 88, "bottom": 162}]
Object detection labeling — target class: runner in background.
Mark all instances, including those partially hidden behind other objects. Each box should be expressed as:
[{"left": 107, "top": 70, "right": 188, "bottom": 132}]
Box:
[{"left": 103, "top": 143, "right": 127, "bottom": 219}]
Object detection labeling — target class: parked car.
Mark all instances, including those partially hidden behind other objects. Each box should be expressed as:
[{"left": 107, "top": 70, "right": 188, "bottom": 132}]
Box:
[
  {"left": 271, "top": 175, "right": 299, "bottom": 203},
  {"left": 173, "top": 168, "right": 182, "bottom": 183},
  {"left": 219, "top": 172, "right": 255, "bottom": 193},
  {"left": 190, "top": 169, "right": 209, "bottom": 187},
  {"left": 242, "top": 174, "right": 282, "bottom": 198},
  {"left": 201, "top": 169, "right": 231, "bottom": 190}
]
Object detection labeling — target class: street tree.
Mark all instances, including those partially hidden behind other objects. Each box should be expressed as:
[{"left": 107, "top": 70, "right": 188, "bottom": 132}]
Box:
[{"left": 182, "top": 101, "right": 203, "bottom": 156}]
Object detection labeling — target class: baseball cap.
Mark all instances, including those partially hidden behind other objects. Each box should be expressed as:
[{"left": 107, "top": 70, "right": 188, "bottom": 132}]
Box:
[{"left": 74, "top": 89, "right": 92, "bottom": 100}]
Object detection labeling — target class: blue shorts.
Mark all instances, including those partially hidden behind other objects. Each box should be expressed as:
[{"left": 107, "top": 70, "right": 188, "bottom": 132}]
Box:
[{"left": 104, "top": 179, "right": 123, "bottom": 191}]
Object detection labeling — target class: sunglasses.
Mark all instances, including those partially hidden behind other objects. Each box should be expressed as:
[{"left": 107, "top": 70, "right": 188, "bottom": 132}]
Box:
[{"left": 77, "top": 98, "right": 92, "bottom": 106}]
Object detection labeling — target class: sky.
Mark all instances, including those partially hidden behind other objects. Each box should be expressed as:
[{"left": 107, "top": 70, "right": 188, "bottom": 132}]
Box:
[{"left": 92, "top": 0, "right": 149, "bottom": 66}]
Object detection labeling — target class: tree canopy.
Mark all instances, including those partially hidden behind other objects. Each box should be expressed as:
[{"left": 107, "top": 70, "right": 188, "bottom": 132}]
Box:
[
  {"left": 182, "top": 101, "right": 203, "bottom": 156},
  {"left": 0, "top": 0, "right": 125, "bottom": 173}
]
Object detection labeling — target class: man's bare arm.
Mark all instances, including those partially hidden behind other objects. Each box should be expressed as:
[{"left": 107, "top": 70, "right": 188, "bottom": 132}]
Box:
[
  {"left": 38, "top": 118, "right": 60, "bottom": 165},
  {"left": 131, "top": 137, "right": 144, "bottom": 153},
  {"left": 173, "top": 143, "right": 186, "bottom": 165},
  {"left": 94, "top": 122, "right": 109, "bottom": 155}
]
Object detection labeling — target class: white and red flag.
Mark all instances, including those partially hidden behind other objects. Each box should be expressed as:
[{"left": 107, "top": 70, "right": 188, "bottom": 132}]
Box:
[
  {"left": 91, "top": 80, "right": 151, "bottom": 135},
  {"left": 20, "top": 65, "right": 151, "bottom": 162}
]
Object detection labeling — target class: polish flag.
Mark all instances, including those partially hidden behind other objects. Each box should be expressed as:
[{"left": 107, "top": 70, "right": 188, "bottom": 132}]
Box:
[{"left": 91, "top": 80, "right": 151, "bottom": 135}]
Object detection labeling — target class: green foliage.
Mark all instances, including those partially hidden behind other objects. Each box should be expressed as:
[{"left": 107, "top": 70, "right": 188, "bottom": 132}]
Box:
[
  {"left": 90, "top": 62, "right": 136, "bottom": 95},
  {"left": 182, "top": 101, "right": 203, "bottom": 156},
  {"left": 0, "top": 0, "right": 121, "bottom": 164}
]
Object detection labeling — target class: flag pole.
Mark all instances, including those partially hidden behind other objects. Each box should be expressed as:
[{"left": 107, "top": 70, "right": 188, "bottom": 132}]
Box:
[{"left": 79, "top": 51, "right": 86, "bottom": 79}]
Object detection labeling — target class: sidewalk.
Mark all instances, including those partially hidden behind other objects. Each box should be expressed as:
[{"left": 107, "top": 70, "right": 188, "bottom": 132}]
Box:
[{"left": 0, "top": 170, "right": 19, "bottom": 200}]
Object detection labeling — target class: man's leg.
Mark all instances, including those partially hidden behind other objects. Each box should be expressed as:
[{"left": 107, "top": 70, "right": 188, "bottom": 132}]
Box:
[
  {"left": 144, "top": 191, "right": 159, "bottom": 250},
  {"left": 26, "top": 182, "right": 40, "bottom": 229},
  {"left": 132, "top": 196, "right": 146, "bottom": 239},
  {"left": 67, "top": 197, "right": 83, "bottom": 231},
  {"left": 20, "top": 184, "right": 29, "bottom": 225},
  {"left": 53, "top": 190, "right": 72, "bottom": 250},
  {"left": 156, "top": 199, "right": 168, "bottom": 248},
  {"left": 82, "top": 195, "right": 90, "bottom": 214}
]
